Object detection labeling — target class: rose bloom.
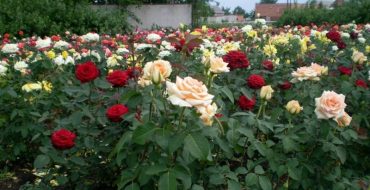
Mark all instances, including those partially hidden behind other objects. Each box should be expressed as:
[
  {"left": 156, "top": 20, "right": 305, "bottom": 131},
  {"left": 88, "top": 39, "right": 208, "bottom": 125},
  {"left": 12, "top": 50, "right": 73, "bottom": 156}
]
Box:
[
  {"left": 338, "top": 66, "right": 352, "bottom": 76},
  {"left": 352, "top": 51, "right": 367, "bottom": 65},
  {"left": 106, "top": 104, "right": 129, "bottom": 122},
  {"left": 260, "top": 85, "right": 274, "bottom": 100},
  {"left": 196, "top": 103, "right": 217, "bottom": 126},
  {"left": 238, "top": 95, "right": 256, "bottom": 110},
  {"left": 326, "top": 30, "right": 341, "bottom": 42},
  {"left": 106, "top": 70, "right": 130, "bottom": 87},
  {"left": 335, "top": 112, "right": 352, "bottom": 128},
  {"left": 51, "top": 129, "right": 76, "bottom": 150},
  {"left": 166, "top": 76, "right": 214, "bottom": 107},
  {"left": 315, "top": 91, "right": 347, "bottom": 119},
  {"left": 22, "top": 82, "right": 43, "bottom": 92},
  {"left": 262, "top": 60, "right": 274, "bottom": 71},
  {"left": 222, "top": 50, "right": 250, "bottom": 70},
  {"left": 279, "top": 81, "right": 292, "bottom": 90},
  {"left": 75, "top": 61, "right": 100, "bottom": 83},
  {"left": 209, "top": 56, "right": 230, "bottom": 74},
  {"left": 336, "top": 41, "right": 346, "bottom": 49},
  {"left": 140, "top": 60, "right": 172, "bottom": 86},
  {"left": 247, "top": 74, "right": 265, "bottom": 89},
  {"left": 310, "top": 63, "right": 328, "bottom": 76},
  {"left": 263, "top": 44, "right": 277, "bottom": 57},
  {"left": 355, "top": 79, "right": 368, "bottom": 88},
  {"left": 291, "top": 66, "right": 320, "bottom": 82},
  {"left": 1, "top": 43, "right": 19, "bottom": 54},
  {"left": 286, "top": 100, "right": 303, "bottom": 114}
]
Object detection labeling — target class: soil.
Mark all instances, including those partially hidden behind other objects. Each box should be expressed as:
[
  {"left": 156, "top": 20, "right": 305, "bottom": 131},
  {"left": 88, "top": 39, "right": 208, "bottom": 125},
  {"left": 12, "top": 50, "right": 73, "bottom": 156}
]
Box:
[{"left": 0, "top": 168, "right": 35, "bottom": 190}]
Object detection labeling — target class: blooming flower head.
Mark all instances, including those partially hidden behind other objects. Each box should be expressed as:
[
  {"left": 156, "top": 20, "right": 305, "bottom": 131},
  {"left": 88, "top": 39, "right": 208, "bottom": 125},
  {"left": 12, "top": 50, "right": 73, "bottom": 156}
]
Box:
[
  {"left": 291, "top": 66, "right": 320, "bottom": 82},
  {"left": 260, "top": 85, "right": 274, "bottom": 100},
  {"left": 209, "top": 56, "right": 230, "bottom": 74},
  {"left": 315, "top": 91, "right": 346, "bottom": 119},
  {"left": 335, "top": 112, "right": 352, "bottom": 128},
  {"left": 352, "top": 50, "right": 367, "bottom": 65},
  {"left": 1, "top": 43, "right": 19, "bottom": 54},
  {"left": 166, "top": 76, "right": 214, "bottom": 107},
  {"left": 263, "top": 44, "right": 277, "bottom": 57},
  {"left": 196, "top": 103, "right": 218, "bottom": 126},
  {"left": 22, "top": 82, "right": 42, "bottom": 92},
  {"left": 139, "top": 60, "right": 172, "bottom": 86}
]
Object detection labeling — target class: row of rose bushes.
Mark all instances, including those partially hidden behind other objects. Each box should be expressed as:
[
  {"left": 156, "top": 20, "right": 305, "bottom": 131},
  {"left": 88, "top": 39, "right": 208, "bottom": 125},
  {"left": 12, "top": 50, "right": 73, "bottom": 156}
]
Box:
[{"left": 0, "top": 22, "right": 369, "bottom": 189}]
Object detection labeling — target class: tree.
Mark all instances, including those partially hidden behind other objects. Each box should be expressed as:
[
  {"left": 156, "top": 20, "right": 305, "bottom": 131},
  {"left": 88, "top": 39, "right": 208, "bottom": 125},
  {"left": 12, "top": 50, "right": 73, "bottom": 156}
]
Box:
[
  {"left": 233, "top": 6, "right": 246, "bottom": 16},
  {"left": 260, "top": 0, "right": 278, "bottom": 3},
  {"left": 222, "top": 7, "right": 231, "bottom": 15}
]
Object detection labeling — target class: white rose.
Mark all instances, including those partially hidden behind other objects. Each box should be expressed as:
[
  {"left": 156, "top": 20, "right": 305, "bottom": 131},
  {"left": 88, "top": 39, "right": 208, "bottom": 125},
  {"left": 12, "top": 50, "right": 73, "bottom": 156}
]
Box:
[
  {"left": 81, "top": 33, "right": 100, "bottom": 42},
  {"left": 241, "top": 25, "right": 253, "bottom": 33},
  {"left": 0, "top": 65, "right": 8, "bottom": 76},
  {"left": 146, "top": 33, "right": 161, "bottom": 42},
  {"left": 166, "top": 76, "right": 214, "bottom": 107},
  {"left": 158, "top": 50, "right": 171, "bottom": 58},
  {"left": 14, "top": 61, "right": 28, "bottom": 71},
  {"left": 116, "top": 47, "right": 130, "bottom": 55},
  {"left": 107, "top": 54, "right": 123, "bottom": 67},
  {"left": 358, "top": 37, "right": 366, "bottom": 43},
  {"left": 1, "top": 43, "right": 19, "bottom": 53},
  {"left": 35, "top": 38, "right": 51, "bottom": 49},
  {"left": 53, "top": 40, "right": 70, "bottom": 50}
]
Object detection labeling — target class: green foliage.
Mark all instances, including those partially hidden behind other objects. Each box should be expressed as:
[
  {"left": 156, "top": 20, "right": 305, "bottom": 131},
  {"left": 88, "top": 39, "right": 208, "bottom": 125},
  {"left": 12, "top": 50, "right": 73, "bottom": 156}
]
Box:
[
  {"left": 277, "top": 0, "right": 370, "bottom": 26},
  {"left": 0, "top": 0, "right": 132, "bottom": 36}
]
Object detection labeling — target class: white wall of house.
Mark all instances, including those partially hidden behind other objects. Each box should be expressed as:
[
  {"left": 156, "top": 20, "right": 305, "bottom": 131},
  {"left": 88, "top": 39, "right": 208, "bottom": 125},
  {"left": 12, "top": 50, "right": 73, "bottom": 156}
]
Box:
[
  {"left": 205, "top": 15, "right": 239, "bottom": 24},
  {"left": 128, "top": 4, "right": 192, "bottom": 29}
]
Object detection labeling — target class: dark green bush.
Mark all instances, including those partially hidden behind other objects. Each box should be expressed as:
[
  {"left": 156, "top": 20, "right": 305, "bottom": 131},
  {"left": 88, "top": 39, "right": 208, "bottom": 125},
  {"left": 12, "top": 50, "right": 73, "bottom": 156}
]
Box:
[
  {"left": 0, "top": 0, "right": 132, "bottom": 36},
  {"left": 276, "top": 0, "right": 370, "bottom": 26}
]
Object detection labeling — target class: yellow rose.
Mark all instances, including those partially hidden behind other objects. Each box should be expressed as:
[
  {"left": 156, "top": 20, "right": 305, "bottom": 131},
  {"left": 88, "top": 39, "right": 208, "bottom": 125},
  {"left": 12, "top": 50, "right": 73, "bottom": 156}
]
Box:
[
  {"left": 166, "top": 76, "right": 214, "bottom": 107},
  {"left": 46, "top": 50, "right": 56, "bottom": 59},
  {"left": 22, "top": 82, "right": 42, "bottom": 92},
  {"left": 209, "top": 56, "right": 230, "bottom": 74},
  {"left": 335, "top": 112, "right": 352, "bottom": 128},
  {"left": 263, "top": 44, "right": 277, "bottom": 57},
  {"left": 315, "top": 91, "right": 346, "bottom": 119},
  {"left": 260, "top": 85, "right": 274, "bottom": 100},
  {"left": 286, "top": 100, "right": 303, "bottom": 114},
  {"left": 366, "top": 45, "right": 370, "bottom": 53}
]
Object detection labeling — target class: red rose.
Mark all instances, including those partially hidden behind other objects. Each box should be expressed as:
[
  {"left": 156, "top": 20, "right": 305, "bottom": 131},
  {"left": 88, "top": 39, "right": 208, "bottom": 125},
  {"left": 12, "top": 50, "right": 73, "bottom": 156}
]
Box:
[
  {"left": 4, "top": 33, "right": 10, "bottom": 39},
  {"left": 18, "top": 30, "right": 24, "bottom": 36},
  {"left": 262, "top": 60, "right": 274, "bottom": 71},
  {"left": 75, "top": 61, "right": 100, "bottom": 83},
  {"left": 126, "top": 67, "right": 142, "bottom": 79},
  {"left": 279, "top": 81, "right": 292, "bottom": 90},
  {"left": 247, "top": 74, "right": 265, "bottom": 89},
  {"left": 51, "top": 35, "right": 61, "bottom": 42},
  {"left": 223, "top": 50, "right": 250, "bottom": 70},
  {"left": 106, "top": 104, "right": 129, "bottom": 122},
  {"left": 336, "top": 40, "right": 346, "bottom": 49},
  {"left": 350, "top": 32, "right": 358, "bottom": 40},
  {"left": 106, "top": 70, "right": 130, "bottom": 87},
  {"left": 238, "top": 95, "right": 256, "bottom": 111},
  {"left": 326, "top": 30, "right": 341, "bottom": 42},
  {"left": 338, "top": 66, "right": 352, "bottom": 76},
  {"left": 355, "top": 79, "right": 368, "bottom": 88},
  {"left": 51, "top": 129, "right": 76, "bottom": 150}
]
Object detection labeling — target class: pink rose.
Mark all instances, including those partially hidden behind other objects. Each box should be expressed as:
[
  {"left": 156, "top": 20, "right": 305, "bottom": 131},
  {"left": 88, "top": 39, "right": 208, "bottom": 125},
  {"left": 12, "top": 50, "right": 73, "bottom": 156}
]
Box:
[{"left": 315, "top": 91, "right": 346, "bottom": 119}]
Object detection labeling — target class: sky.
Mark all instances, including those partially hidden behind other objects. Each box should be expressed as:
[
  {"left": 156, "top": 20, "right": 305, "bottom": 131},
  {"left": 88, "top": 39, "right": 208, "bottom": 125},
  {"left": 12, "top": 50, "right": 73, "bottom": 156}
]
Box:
[{"left": 213, "top": 0, "right": 307, "bottom": 12}]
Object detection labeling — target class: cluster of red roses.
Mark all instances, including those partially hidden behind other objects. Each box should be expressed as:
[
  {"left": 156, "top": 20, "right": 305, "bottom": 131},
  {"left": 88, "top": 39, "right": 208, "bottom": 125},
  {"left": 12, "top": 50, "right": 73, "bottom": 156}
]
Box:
[
  {"left": 337, "top": 66, "right": 368, "bottom": 88},
  {"left": 222, "top": 50, "right": 250, "bottom": 70},
  {"left": 326, "top": 29, "right": 346, "bottom": 49},
  {"left": 51, "top": 61, "right": 137, "bottom": 150}
]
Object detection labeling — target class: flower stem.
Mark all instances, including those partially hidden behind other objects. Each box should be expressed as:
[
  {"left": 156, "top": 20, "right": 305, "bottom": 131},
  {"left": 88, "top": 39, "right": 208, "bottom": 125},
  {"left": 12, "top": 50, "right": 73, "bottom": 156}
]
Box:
[
  {"left": 178, "top": 107, "right": 186, "bottom": 127},
  {"left": 256, "top": 100, "right": 264, "bottom": 119},
  {"left": 214, "top": 117, "right": 224, "bottom": 135}
]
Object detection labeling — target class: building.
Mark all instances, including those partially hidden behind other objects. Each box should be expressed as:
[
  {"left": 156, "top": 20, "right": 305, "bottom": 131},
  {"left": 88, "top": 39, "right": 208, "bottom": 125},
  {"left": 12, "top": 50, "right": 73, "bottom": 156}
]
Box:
[
  {"left": 210, "top": 5, "right": 225, "bottom": 17},
  {"left": 255, "top": 3, "right": 304, "bottom": 21}
]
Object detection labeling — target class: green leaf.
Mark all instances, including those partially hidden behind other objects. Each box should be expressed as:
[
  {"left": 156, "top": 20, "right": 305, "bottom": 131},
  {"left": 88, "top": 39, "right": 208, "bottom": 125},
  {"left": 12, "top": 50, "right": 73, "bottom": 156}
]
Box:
[
  {"left": 94, "top": 78, "right": 111, "bottom": 89},
  {"left": 221, "top": 86, "right": 234, "bottom": 104},
  {"left": 70, "top": 156, "right": 87, "bottom": 166},
  {"left": 34, "top": 155, "right": 50, "bottom": 169},
  {"left": 228, "top": 180, "right": 241, "bottom": 190},
  {"left": 254, "top": 165, "right": 265, "bottom": 175},
  {"left": 258, "top": 176, "right": 272, "bottom": 190},
  {"left": 191, "top": 184, "right": 204, "bottom": 190},
  {"left": 335, "top": 146, "right": 347, "bottom": 164},
  {"left": 124, "top": 183, "right": 140, "bottom": 190},
  {"left": 145, "top": 165, "right": 168, "bottom": 175},
  {"left": 282, "top": 136, "right": 298, "bottom": 152},
  {"left": 158, "top": 171, "right": 177, "bottom": 190},
  {"left": 245, "top": 173, "right": 258, "bottom": 186},
  {"left": 241, "top": 87, "right": 253, "bottom": 100},
  {"left": 132, "top": 123, "right": 157, "bottom": 145},
  {"left": 184, "top": 133, "right": 210, "bottom": 160},
  {"left": 169, "top": 134, "right": 185, "bottom": 153}
]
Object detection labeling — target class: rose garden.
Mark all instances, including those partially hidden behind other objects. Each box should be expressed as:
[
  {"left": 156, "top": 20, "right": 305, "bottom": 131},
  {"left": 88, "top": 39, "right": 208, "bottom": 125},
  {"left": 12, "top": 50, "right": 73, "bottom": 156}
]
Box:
[{"left": 0, "top": 1, "right": 369, "bottom": 189}]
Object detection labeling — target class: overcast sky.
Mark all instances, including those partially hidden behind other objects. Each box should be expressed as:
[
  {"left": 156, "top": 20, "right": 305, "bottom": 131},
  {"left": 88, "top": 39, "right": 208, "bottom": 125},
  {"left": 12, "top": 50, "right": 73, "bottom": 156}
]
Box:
[{"left": 213, "top": 0, "right": 307, "bottom": 12}]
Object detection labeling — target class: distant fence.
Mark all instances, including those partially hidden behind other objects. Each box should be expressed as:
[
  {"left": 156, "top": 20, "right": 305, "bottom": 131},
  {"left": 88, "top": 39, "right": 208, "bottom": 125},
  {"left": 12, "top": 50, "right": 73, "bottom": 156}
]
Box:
[{"left": 92, "top": 4, "right": 192, "bottom": 29}]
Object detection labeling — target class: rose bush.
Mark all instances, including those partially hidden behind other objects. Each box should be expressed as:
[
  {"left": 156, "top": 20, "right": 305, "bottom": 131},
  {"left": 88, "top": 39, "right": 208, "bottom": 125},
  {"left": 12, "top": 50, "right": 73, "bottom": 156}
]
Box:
[{"left": 0, "top": 22, "right": 369, "bottom": 190}]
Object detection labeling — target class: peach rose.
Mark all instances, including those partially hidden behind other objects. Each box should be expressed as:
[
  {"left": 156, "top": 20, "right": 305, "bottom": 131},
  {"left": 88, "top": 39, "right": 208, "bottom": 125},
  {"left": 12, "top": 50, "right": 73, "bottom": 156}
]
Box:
[
  {"left": 166, "top": 76, "right": 214, "bottom": 107},
  {"left": 310, "top": 63, "right": 328, "bottom": 76},
  {"left": 140, "top": 60, "right": 172, "bottom": 86},
  {"left": 352, "top": 50, "right": 367, "bottom": 65},
  {"left": 209, "top": 56, "right": 230, "bottom": 74},
  {"left": 315, "top": 91, "right": 347, "bottom": 119},
  {"left": 335, "top": 112, "right": 352, "bottom": 128},
  {"left": 291, "top": 66, "right": 320, "bottom": 82}
]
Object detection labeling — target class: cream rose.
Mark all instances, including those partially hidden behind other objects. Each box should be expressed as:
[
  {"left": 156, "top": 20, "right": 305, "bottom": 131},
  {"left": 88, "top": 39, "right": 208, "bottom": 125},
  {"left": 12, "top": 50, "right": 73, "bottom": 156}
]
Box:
[
  {"left": 291, "top": 66, "right": 320, "bottom": 82},
  {"left": 166, "top": 76, "right": 214, "bottom": 107},
  {"left": 352, "top": 50, "right": 367, "bottom": 65},
  {"left": 286, "top": 100, "right": 303, "bottom": 114},
  {"left": 209, "top": 56, "right": 230, "bottom": 74},
  {"left": 335, "top": 112, "right": 352, "bottom": 128},
  {"left": 141, "top": 60, "right": 172, "bottom": 85},
  {"left": 315, "top": 91, "right": 347, "bottom": 119},
  {"left": 22, "top": 82, "right": 42, "bottom": 92},
  {"left": 260, "top": 85, "right": 274, "bottom": 100},
  {"left": 196, "top": 103, "right": 218, "bottom": 126}
]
